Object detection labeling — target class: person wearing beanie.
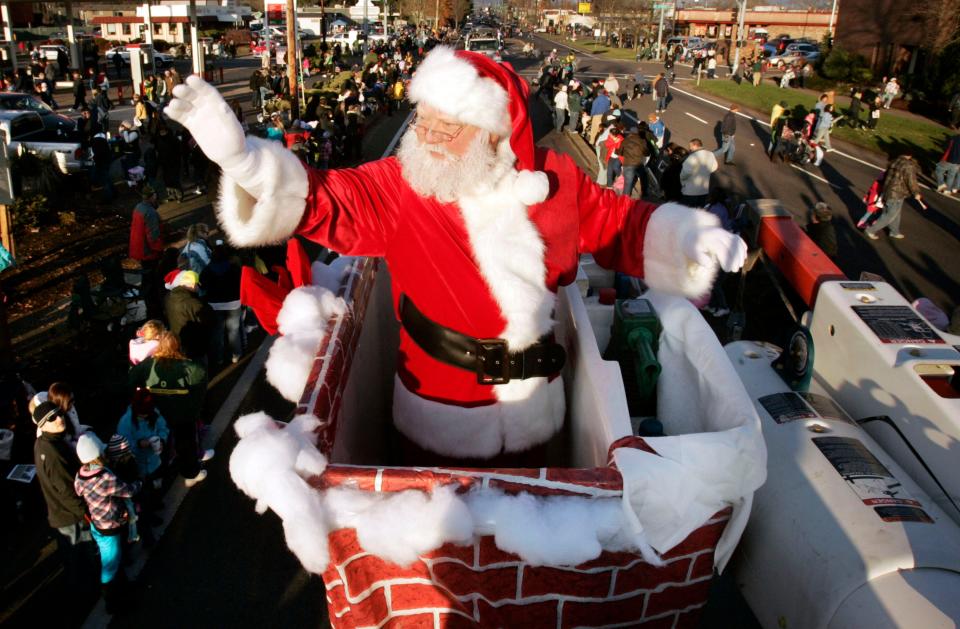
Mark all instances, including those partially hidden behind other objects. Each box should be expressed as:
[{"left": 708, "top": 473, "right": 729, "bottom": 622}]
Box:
[
  {"left": 166, "top": 49, "right": 747, "bottom": 464},
  {"left": 164, "top": 268, "right": 214, "bottom": 361},
  {"left": 74, "top": 432, "right": 141, "bottom": 613},
  {"left": 33, "top": 400, "right": 93, "bottom": 606},
  {"left": 117, "top": 388, "right": 170, "bottom": 516},
  {"left": 805, "top": 201, "right": 838, "bottom": 258},
  {"left": 105, "top": 433, "right": 142, "bottom": 544},
  {"left": 130, "top": 183, "right": 164, "bottom": 318}
]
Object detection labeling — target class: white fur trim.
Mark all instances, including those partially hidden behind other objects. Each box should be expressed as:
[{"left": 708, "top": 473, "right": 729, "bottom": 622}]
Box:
[
  {"left": 642, "top": 203, "right": 721, "bottom": 299},
  {"left": 393, "top": 375, "right": 565, "bottom": 458},
  {"left": 408, "top": 46, "right": 511, "bottom": 136},
  {"left": 217, "top": 136, "right": 309, "bottom": 247},
  {"left": 513, "top": 170, "right": 550, "bottom": 205},
  {"left": 458, "top": 170, "right": 555, "bottom": 351}
]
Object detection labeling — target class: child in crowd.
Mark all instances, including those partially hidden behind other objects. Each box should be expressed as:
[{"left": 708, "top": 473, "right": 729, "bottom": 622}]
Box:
[
  {"left": 74, "top": 433, "right": 141, "bottom": 614},
  {"left": 116, "top": 388, "right": 169, "bottom": 523},
  {"left": 105, "top": 434, "right": 142, "bottom": 544},
  {"left": 129, "top": 320, "right": 165, "bottom": 365}
]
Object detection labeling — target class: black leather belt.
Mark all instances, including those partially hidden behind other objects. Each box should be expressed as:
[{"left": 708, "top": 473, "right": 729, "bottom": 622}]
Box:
[{"left": 399, "top": 294, "right": 566, "bottom": 385}]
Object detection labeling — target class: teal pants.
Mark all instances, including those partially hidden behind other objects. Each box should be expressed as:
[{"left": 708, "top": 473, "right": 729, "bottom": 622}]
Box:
[{"left": 90, "top": 526, "right": 123, "bottom": 584}]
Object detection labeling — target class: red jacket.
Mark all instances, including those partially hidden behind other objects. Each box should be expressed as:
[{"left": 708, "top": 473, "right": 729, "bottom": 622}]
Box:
[{"left": 129, "top": 201, "right": 164, "bottom": 261}]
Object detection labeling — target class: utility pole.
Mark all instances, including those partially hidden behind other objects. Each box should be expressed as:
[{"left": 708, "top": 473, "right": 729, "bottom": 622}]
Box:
[
  {"left": 286, "top": 0, "right": 299, "bottom": 119},
  {"left": 827, "top": 0, "right": 838, "bottom": 42},
  {"left": 655, "top": 4, "right": 665, "bottom": 60},
  {"left": 731, "top": 0, "right": 746, "bottom": 75}
]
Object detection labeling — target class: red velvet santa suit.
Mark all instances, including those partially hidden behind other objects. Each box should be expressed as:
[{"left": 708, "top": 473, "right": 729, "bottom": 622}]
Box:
[{"left": 216, "top": 50, "right": 722, "bottom": 459}]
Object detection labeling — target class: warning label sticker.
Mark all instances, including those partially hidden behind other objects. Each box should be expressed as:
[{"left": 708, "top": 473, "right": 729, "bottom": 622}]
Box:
[
  {"left": 798, "top": 392, "right": 854, "bottom": 424},
  {"left": 852, "top": 305, "right": 946, "bottom": 344},
  {"left": 874, "top": 506, "right": 935, "bottom": 524},
  {"left": 813, "top": 436, "right": 932, "bottom": 522},
  {"left": 759, "top": 392, "right": 817, "bottom": 424}
]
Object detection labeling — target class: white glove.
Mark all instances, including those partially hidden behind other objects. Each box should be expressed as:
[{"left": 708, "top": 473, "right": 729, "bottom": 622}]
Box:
[
  {"left": 681, "top": 227, "right": 747, "bottom": 273},
  {"left": 166, "top": 75, "right": 246, "bottom": 169}
]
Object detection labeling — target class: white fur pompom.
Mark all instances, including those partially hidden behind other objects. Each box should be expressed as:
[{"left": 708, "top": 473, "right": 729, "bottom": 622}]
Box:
[{"left": 513, "top": 170, "right": 550, "bottom": 205}]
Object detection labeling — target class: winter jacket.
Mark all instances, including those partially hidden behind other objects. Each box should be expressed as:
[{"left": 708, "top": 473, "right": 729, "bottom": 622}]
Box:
[
  {"left": 116, "top": 407, "right": 170, "bottom": 478},
  {"left": 806, "top": 221, "right": 837, "bottom": 258},
  {"left": 620, "top": 133, "right": 650, "bottom": 168},
  {"left": 679, "top": 149, "right": 718, "bottom": 196},
  {"left": 34, "top": 431, "right": 87, "bottom": 528},
  {"left": 200, "top": 258, "right": 242, "bottom": 307},
  {"left": 590, "top": 93, "right": 611, "bottom": 116},
  {"left": 128, "top": 357, "right": 206, "bottom": 427},
  {"left": 604, "top": 133, "right": 623, "bottom": 164},
  {"left": 129, "top": 201, "right": 163, "bottom": 262},
  {"left": 883, "top": 156, "right": 921, "bottom": 201},
  {"left": 654, "top": 77, "right": 669, "bottom": 98},
  {"left": 721, "top": 111, "right": 737, "bottom": 137},
  {"left": 164, "top": 286, "right": 215, "bottom": 359},
  {"left": 74, "top": 465, "right": 140, "bottom": 533}
]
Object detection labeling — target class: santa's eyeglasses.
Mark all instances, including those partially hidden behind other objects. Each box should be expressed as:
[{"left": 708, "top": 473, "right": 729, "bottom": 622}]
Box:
[{"left": 407, "top": 113, "right": 465, "bottom": 143}]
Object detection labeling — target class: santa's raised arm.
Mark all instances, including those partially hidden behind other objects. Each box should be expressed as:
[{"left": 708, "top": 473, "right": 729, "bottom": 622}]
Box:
[{"left": 167, "top": 48, "right": 747, "bottom": 463}]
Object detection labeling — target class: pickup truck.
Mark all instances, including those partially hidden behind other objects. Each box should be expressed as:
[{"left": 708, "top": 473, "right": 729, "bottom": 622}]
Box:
[{"left": 0, "top": 110, "right": 90, "bottom": 174}]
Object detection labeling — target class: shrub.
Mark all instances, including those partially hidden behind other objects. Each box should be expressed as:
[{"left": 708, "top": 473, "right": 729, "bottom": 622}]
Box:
[
  {"left": 821, "top": 47, "right": 874, "bottom": 84},
  {"left": 11, "top": 194, "right": 51, "bottom": 231}
]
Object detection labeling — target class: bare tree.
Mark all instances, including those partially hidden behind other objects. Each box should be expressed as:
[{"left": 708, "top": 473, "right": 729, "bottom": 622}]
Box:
[{"left": 919, "top": 0, "right": 960, "bottom": 53}]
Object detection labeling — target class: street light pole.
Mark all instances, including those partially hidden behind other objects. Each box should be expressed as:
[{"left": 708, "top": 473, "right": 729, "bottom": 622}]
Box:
[
  {"left": 731, "top": 0, "right": 746, "bottom": 75},
  {"left": 656, "top": 5, "right": 665, "bottom": 60},
  {"left": 827, "top": 0, "right": 838, "bottom": 41}
]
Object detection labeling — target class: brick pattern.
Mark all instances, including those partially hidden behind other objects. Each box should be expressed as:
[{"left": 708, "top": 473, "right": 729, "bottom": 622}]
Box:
[
  {"left": 322, "top": 512, "right": 727, "bottom": 629},
  {"left": 298, "top": 260, "right": 732, "bottom": 627},
  {"left": 296, "top": 258, "right": 379, "bottom": 456}
]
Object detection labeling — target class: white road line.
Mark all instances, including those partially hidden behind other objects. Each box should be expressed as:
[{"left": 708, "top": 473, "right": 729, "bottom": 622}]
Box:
[
  {"left": 789, "top": 164, "right": 842, "bottom": 188},
  {"left": 540, "top": 37, "right": 600, "bottom": 60},
  {"left": 684, "top": 112, "right": 709, "bottom": 124}
]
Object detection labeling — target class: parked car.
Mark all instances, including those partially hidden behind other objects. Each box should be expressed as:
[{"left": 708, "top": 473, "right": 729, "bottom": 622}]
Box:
[
  {"left": 0, "top": 110, "right": 90, "bottom": 174},
  {"left": 0, "top": 93, "right": 80, "bottom": 137},
  {"left": 37, "top": 44, "right": 69, "bottom": 62},
  {"left": 768, "top": 43, "right": 820, "bottom": 68},
  {"left": 105, "top": 46, "right": 175, "bottom": 68}
]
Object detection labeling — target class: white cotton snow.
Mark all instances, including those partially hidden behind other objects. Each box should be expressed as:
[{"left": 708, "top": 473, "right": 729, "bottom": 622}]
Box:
[
  {"left": 265, "top": 334, "right": 321, "bottom": 403},
  {"left": 466, "top": 491, "right": 637, "bottom": 567},
  {"left": 231, "top": 411, "right": 666, "bottom": 576},
  {"left": 276, "top": 285, "right": 347, "bottom": 337},
  {"left": 266, "top": 285, "right": 349, "bottom": 403},
  {"left": 230, "top": 413, "right": 332, "bottom": 572},
  {"left": 325, "top": 485, "right": 474, "bottom": 567}
]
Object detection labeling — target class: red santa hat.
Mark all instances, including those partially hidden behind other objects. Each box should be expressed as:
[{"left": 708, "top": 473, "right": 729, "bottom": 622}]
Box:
[{"left": 407, "top": 46, "right": 549, "bottom": 205}]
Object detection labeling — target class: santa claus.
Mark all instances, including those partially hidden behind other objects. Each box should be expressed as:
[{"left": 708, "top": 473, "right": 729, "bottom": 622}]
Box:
[{"left": 166, "top": 47, "right": 746, "bottom": 463}]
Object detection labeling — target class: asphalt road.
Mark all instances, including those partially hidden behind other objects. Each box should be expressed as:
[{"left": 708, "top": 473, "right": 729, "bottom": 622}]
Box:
[{"left": 529, "top": 36, "right": 960, "bottom": 318}]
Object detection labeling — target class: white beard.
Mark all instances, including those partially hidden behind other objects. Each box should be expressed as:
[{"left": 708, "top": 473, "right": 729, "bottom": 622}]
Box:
[{"left": 397, "top": 129, "right": 513, "bottom": 203}]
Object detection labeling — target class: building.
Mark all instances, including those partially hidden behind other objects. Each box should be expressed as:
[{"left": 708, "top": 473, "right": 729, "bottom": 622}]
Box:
[
  {"left": 85, "top": 1, "right": 253, "bottom": 44},
  {"left": 833, "top": 0, "right": 931, "bottom": 77},
  {"left": 675, "top": 7, "right": 831, "bottom": 43}
]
